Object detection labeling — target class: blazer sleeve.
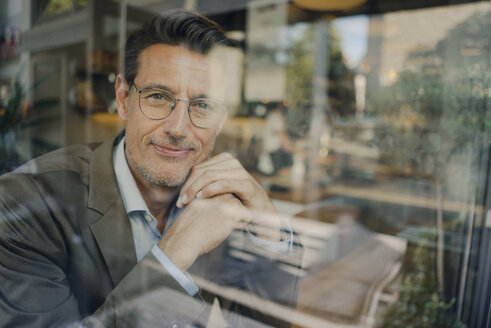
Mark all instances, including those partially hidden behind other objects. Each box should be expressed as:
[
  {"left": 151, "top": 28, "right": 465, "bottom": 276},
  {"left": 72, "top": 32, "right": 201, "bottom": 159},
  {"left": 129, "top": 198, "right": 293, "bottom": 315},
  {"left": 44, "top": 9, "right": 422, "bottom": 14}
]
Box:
[
  {"left": 0, "top": 173, "right": 83, "bottom": 327},
  {"left": 88, "top": 252, "right": 207, "bottom": 328},
  {"left": 0, "top": 173, "right": 204, "bottom": 328}
]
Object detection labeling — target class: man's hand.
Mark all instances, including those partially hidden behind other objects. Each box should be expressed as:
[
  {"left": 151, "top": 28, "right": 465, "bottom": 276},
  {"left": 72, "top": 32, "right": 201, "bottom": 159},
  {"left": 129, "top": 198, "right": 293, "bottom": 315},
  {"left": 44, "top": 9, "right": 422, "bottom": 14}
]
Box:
[
  {"left": 177, "top": 153, "right": 275, "bottom": 211},
  {"left": 177, "top": 153, "right": 281, "bottom": 241},
  {"left": 159, "top": 153, "right": 282, "bottom": 272},
  {"left": 158, "top": 194, "right": 252, "bottom": 272}
]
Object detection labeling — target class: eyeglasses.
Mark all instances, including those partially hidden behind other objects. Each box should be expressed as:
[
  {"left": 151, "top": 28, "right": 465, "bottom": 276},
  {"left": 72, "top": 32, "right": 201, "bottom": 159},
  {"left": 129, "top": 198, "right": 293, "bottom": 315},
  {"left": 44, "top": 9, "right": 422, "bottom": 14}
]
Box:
[{"left": 131, "top": 83, "right": 225, "bottom": 128}]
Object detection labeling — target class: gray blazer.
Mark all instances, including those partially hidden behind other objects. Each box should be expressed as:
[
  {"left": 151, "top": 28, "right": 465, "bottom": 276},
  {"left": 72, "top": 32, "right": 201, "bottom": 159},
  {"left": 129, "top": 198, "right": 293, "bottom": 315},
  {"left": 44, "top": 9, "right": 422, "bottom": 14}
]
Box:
[{"left": 0, "top": 134, "right": 300, "bottom": 328}]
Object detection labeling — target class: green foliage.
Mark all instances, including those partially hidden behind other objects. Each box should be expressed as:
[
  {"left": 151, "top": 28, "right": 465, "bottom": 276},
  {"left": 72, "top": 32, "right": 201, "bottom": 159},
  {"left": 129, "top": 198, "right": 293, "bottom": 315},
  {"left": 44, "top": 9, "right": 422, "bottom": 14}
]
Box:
[
  {"left": 0, "top": 81, "right": 24, "bottom": 132},
  {"left": 0, "top": 67, "right": 56, "bottom": 172},
  {"left": 371, "top": 63, "right": 489, "bottom": 180},
  {"left": 286, "top": 24, "right": 315, "bottom": 109},
  {"left": 285, "top": 24, "right": 315, "bottom": 137},
  {"left": 285, "top": 22, "right": 356, "bottom": 136},
  {"left": 381, "top": 244, "right": 466, "bottom": 328},
  {"left": 369, "top": 10, "right": 491, "bottom": 180},
  {"left": 0, "top": 81, "right": 25, "bottom": 172},
  {"left": 373, "top": 13, "right": 489, "bottom": 325}
]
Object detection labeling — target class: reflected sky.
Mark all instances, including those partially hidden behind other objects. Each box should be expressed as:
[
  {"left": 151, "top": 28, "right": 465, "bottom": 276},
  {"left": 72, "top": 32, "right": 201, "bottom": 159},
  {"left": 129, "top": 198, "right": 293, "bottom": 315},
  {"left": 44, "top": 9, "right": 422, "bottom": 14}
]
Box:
[{"left": 332, "top": 15, "right": 369, "bottom": 68}]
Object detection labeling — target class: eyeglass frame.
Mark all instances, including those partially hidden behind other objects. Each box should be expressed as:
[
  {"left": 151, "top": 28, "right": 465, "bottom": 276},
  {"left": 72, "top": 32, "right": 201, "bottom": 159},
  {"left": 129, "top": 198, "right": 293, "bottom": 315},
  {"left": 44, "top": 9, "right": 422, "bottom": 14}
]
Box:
[{"left": 129, "top": 82, "right": 226, "bottom": 129}]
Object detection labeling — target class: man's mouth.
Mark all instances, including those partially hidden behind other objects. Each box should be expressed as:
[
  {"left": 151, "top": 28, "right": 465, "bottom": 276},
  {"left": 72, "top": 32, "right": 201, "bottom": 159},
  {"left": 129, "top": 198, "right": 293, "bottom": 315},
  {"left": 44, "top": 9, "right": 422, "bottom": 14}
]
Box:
[{"left": 151, "top": 143, "right": 193, "bottom": 158}]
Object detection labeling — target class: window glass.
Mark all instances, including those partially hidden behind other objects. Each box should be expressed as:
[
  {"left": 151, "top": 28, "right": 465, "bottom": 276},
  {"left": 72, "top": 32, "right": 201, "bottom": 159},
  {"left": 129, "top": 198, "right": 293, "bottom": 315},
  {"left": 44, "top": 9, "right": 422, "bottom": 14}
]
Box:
[{"left": 0, "top": 1, "right": 489, "bottom": 327}]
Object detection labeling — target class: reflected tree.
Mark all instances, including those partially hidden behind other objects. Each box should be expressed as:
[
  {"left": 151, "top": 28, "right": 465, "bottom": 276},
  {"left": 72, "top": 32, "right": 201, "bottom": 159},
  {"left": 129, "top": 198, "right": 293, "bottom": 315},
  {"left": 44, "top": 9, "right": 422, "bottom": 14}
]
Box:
[
  {"left": 285, "top": 22, "right": 356, "bottom": 137},
  {"left": 374, "top": 9, "right": 490, "bottom": 328}
]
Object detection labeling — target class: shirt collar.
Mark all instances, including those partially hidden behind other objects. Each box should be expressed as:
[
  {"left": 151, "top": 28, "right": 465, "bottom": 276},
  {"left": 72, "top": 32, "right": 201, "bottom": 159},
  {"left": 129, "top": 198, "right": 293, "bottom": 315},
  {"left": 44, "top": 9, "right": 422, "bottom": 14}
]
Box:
[{"left": 113, "top": 136, "right": 149, "bottom": 214}]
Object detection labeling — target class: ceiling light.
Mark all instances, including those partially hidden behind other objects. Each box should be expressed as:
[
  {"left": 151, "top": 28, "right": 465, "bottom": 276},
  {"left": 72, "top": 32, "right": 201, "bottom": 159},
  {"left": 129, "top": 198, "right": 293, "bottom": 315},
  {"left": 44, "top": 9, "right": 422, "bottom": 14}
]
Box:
[{"left": 293, "top": 0, "right": 365, "bottom": 11}]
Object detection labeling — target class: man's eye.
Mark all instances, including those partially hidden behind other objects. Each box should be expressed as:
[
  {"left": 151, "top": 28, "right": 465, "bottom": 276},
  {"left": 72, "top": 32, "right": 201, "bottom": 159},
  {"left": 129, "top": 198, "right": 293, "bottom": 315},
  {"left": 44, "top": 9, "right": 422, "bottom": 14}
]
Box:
[
  {"left": 149, "top": 93, "right": 163, "bottom": 100},
  {"left": 197, "top": 102, "right": 209, "bottom": 110},
  {"left": 193, "top": 101, "right": 217, "bottom": 112}
]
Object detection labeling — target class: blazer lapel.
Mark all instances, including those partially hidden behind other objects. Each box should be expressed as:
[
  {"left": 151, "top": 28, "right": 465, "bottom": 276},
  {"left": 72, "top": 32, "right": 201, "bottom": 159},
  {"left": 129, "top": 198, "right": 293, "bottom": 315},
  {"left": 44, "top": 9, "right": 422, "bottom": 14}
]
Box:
[{"left": 87, "top": 135, "right": 137, "bottom": 286}]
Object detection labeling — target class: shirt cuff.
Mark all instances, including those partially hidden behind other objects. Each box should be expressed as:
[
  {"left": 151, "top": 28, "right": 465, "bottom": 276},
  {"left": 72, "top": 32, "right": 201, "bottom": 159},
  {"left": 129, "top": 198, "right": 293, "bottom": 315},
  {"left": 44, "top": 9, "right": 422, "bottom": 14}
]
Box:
[
  {"left": 151, "top": 245, "right": 199, "bottom": 296},
  {"left": 245, "top": 216, "right": 294, "bottom": 254}
]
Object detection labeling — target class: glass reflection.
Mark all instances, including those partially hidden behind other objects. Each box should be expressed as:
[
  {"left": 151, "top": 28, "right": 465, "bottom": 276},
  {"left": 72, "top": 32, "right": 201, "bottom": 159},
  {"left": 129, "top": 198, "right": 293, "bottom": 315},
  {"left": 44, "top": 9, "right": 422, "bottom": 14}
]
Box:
[{"left": 0, "top": 1, "right": 489, "bottom": 327}]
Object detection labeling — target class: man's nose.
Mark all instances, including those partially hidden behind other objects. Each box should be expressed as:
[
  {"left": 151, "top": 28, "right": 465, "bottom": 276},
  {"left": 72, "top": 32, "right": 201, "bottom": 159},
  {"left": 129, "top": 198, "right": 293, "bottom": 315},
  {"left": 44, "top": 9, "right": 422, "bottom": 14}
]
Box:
[{"left": 163, "top": 100, "right": 191, "bottom": 138}]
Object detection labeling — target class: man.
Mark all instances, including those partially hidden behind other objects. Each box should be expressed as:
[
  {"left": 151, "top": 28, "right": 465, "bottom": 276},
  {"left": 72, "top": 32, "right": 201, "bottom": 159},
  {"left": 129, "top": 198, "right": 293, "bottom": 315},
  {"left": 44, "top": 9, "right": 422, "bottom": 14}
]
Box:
[{"left": 0, "top": 10, "right": 300, "bottom": 328}]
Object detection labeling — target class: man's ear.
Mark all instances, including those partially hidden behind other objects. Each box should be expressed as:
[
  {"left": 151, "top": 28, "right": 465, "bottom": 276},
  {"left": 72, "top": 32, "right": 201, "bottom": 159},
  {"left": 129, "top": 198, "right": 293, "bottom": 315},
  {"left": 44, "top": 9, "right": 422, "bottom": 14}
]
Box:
[{"left": 115, "top": 74, "right": 129, "bottom": 121}]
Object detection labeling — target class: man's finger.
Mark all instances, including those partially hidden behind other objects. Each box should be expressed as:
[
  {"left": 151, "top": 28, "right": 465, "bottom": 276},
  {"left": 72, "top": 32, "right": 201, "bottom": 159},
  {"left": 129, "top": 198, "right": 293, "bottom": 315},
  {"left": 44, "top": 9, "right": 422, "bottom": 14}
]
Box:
[
  {"left": 194, "top": 178, "right": 254, "bottom": 201},
  {"left": 177, "top": 168, "right": 248, "bottom": 207},
  {"left": 220, "top": 198, "right": 253, "bottom": 228},
  {"left": 192, "top": 152, "right": 236, "bottom": 172},
  {"left": 177, "top": 163, "right": 246, "bottom": 207}
]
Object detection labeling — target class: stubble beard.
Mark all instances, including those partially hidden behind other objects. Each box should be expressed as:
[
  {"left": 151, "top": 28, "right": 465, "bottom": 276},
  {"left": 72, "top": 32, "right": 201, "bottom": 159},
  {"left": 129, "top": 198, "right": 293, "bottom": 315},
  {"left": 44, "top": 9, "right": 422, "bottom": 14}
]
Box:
[
  {"left": 126, "top": 137, "right": 215, "bottom": 188},
  {"left": 136, "top": 157, "right": 190, "bottom": 188}
]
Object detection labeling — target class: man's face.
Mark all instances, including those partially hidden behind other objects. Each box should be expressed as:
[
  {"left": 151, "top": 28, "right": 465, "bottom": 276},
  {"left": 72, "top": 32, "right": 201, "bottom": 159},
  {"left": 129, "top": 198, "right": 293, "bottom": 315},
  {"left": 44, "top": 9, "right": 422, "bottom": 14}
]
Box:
[{"left": 116, "top": 44, "right": 226, "bottom": 188}]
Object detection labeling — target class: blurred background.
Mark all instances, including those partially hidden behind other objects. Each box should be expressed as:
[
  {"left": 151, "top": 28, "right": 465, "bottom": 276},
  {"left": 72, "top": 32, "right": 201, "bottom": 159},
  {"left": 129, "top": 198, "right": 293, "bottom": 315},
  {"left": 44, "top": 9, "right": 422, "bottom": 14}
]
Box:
[{"left": 1, "top": 0, "right": 490, "bottom": 327}]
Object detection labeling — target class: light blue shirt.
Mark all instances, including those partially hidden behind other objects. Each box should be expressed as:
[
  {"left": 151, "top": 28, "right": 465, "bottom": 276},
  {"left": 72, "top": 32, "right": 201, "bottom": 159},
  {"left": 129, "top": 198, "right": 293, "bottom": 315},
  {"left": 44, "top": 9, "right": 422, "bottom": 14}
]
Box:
[
  {"left": 113, "top": 137, "right": 293, "bottom": 296},
  {"left": 113, "top": 138, "right": 199, "bottom": 295}
]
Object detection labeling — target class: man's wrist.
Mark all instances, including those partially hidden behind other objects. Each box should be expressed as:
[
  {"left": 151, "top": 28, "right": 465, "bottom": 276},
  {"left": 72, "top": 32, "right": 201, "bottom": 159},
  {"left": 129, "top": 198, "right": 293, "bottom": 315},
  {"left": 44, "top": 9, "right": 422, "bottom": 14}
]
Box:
[
  {"left": 157, "top": 238, "right": 197, "bottom": 272},
  {"left": 150, "top": 246, "right": 199, "bottom": 296}
]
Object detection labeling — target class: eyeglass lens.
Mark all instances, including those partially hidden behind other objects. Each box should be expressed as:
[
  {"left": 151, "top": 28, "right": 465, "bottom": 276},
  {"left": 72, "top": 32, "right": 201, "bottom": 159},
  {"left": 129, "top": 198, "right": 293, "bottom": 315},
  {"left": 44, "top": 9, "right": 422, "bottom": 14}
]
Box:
[{"left": 138, "top": 88, "right": 221, "bottom": 128}]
